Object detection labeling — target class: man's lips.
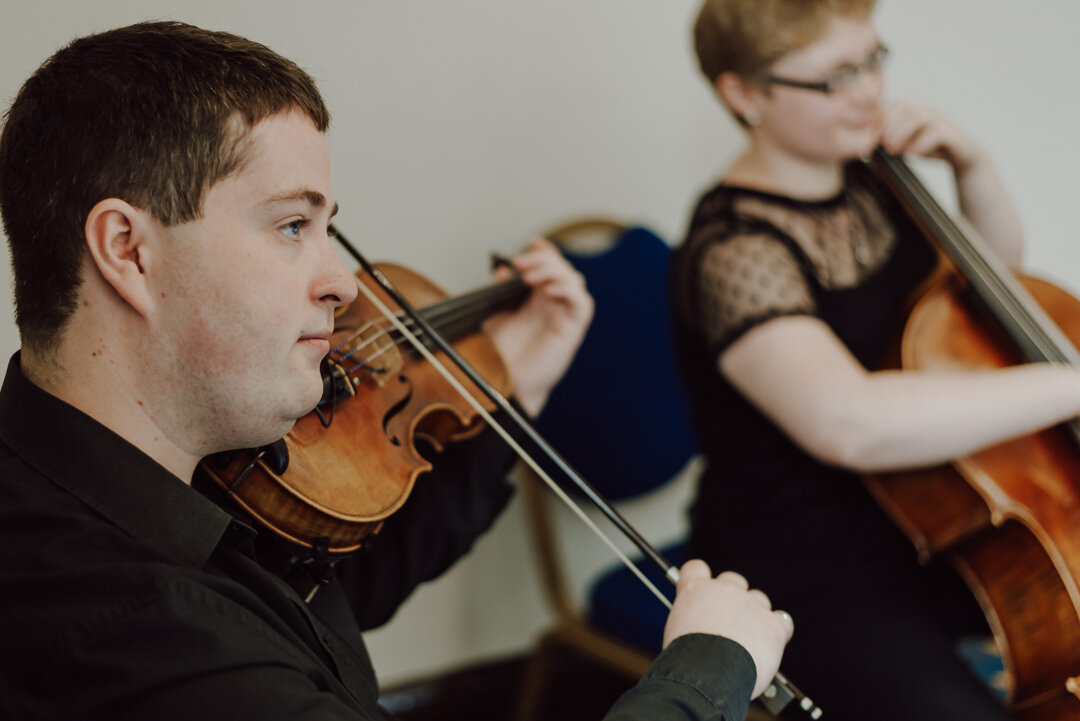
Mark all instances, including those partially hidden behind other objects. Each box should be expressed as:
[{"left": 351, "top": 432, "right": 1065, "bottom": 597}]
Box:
[{"left": 298, "top": 329, "right": 333, "bottom": 353}]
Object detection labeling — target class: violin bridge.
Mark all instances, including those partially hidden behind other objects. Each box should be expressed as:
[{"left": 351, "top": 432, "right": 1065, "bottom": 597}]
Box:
[{"left": 329, "top": 323, "right": 404, "bottom": 389}]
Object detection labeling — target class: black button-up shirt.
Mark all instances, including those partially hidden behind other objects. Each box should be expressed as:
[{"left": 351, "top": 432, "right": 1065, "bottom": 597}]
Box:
[{"left": 0, "top": 353, "right": 755, "bottom": 721}]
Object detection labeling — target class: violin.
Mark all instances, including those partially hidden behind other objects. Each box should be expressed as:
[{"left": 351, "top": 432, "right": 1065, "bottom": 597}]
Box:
[
  {"left": 202, "top": 227, "right": 824, "bottom": 721},
  {"left": 201, "top": 259, "right": 530, "bottom": 553},
  {"left": 866, "top": 149, "right": 1080, "bottom": 720}
]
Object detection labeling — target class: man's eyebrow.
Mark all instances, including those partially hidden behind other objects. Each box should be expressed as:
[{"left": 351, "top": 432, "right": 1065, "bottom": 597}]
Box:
[{"left": 259, "top": 188, "right": 337, "bottom": 216}]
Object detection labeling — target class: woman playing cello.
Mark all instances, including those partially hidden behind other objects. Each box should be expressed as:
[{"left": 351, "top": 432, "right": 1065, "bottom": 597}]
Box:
[{"left": 669, "top": 1, "right": 1080, "bottom": 718}]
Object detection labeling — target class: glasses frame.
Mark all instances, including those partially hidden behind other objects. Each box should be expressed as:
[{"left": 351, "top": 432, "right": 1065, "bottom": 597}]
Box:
[{"left": 763, "top": 43, "right": 890, "bottom": 94}]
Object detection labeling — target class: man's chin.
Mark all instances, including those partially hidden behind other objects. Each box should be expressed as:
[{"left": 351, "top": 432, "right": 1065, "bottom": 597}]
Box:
[
  {"left": 292, "top": 371, "right": 327, "bottom": 415},
  {"left": 299, "top": 386, "right": 325, "bottom": 417},
  {"left": 278, "top": 393, "right": 324, "bottom": 433}
]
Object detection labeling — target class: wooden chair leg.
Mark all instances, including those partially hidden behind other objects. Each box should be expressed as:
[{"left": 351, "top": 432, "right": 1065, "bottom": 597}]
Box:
[{"left": 513, "top": 633, "right": 557, "bottom": 721}]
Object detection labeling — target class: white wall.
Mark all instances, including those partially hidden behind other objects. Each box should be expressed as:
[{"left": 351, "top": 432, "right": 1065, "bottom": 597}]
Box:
[{"left": 2, "top": 0, "right": 1078, "bottom": 686}]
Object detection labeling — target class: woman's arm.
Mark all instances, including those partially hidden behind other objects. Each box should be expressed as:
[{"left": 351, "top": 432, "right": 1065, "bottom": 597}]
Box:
[{"left": 719, "top": 315, "right": 1080, "bottom": 472}]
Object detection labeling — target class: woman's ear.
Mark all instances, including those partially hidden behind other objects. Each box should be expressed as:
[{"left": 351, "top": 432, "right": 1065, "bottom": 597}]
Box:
[
  {"left": 716, "top": 71, "right": 763, "bottom": 126},
  {"left": 83, "top": 198, "right": 155, "bottom": 316}
]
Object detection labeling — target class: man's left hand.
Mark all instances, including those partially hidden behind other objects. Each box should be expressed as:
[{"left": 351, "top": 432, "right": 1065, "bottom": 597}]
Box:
[{"left": 482, "top": 236, "right": 593, "bottom": 417}]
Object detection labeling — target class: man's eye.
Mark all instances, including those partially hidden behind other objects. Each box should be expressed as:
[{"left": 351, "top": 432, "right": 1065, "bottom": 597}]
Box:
[{"left": 280, "top": 220, "right": 307, "bottom": 240}]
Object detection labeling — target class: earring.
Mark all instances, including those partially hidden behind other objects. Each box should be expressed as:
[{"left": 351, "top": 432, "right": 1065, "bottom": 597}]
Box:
[{"left": 744, "top": 111, "right": 761, "bottom": 126}]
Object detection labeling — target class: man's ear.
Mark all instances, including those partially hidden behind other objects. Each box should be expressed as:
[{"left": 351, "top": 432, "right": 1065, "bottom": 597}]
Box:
[
  {"left": 716, "top": 71, "right": 763, "bottom": 126},
  {"left": 83, "top": 198, "right": 155, "bottom": 316}
]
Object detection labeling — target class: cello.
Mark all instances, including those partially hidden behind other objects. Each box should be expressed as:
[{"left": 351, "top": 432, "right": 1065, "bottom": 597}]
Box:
[{"left": 866, "top": 148, "right": 1080, "bottom": 720}]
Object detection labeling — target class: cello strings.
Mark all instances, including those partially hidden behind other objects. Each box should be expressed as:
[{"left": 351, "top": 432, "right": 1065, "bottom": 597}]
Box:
[
  {"left": 888, "top": 156, "right": 1051, "bottom": 354},
  {"left": 879, "top": 152, "right": 1080, "bottom": 366},
  {"left": 348, "top": 273, "right": 676, "bottom": 611}
]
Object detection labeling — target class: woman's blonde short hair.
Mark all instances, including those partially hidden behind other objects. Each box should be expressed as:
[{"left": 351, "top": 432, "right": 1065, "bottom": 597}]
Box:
[{"left": 694, "top": 0, "right": 876, "bottom": 83}]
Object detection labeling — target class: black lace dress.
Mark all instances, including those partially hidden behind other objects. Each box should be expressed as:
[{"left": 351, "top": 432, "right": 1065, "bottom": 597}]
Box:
[{"left": 669, "top": 162, "right": 1013, "bottom": 720}]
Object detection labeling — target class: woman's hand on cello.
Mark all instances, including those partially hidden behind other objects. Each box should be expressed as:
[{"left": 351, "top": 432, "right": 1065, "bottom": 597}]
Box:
[
  {"left": 482, "top": 236, "right": 593, "bottom": 417},
  {"left": 880, "top": 102, "right": 1023, "bottom": 267},
  {"left": 663, "top": 560, "right": 794, "bottom": 699},
  {"left": 880, "top": 102, "right": 988, "bottom": 176}
]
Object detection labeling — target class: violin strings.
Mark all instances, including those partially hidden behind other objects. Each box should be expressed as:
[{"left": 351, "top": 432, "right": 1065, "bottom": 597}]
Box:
[
  {"left": 348, "top": 273, "right": 675, "bottom": 611},
  {"left": 422, "top": 278, "right": 528, "bottom": 328},
  {"left": 383, "top": 279, "right": 528, "bottom": 352},
  {"left": 329, "top": 279, "right": 531, "bottom": 385},
  {"left": 378, "top": 278, "right": 526, "bottom": 340},
  {"left": 329, "top": 325, "right": 389, "bottom": 384}
]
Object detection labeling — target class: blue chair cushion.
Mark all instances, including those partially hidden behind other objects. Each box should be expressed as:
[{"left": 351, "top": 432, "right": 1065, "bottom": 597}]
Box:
[
  {"left": 955, "top": 635, "right": 1007, "bottom": 702},
  {"left": 534, "top": 226, "right": 696, "bottom": 502}
]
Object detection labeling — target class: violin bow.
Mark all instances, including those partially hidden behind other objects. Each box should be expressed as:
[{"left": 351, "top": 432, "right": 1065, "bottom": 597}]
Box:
[{"left": 329, "top": 225, "right": 822, "bottom": 720}]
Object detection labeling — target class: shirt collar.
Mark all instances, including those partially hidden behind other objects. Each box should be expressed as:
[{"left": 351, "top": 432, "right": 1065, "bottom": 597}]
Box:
[{"left": 0, "top": 352, "right": 234, "bottom": 568}]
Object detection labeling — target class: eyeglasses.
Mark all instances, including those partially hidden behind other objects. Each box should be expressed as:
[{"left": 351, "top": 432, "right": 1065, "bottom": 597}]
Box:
[{"left": 763, "top": 44, "right": 890, "bottom": 94}]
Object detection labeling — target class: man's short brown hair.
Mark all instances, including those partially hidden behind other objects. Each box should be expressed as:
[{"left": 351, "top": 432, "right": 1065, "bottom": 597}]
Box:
[
  {"left": 0, "top": 21, "right": 330, "bottom": 356},
  {"left": 693, "top": 0, "right": 876, "bottom": 83}
]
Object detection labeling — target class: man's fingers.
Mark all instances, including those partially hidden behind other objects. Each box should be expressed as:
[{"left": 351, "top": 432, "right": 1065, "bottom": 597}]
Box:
[
  {"left": 716, "top": 570, "right": 749, "bottom": 590},
  {"left": 775, "top": 609, "right": 795, "bottom": 640},
  {"left": 678, "top": 559, "right": 713, "bottom": 587},
  {"left": 746, "top": 588, "right": 771, "bottom": 609}
]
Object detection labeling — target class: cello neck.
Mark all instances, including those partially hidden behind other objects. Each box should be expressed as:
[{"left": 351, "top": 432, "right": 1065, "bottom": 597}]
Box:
[{"left": 868, "top": 148, "right": 1080, "bottom": 368}]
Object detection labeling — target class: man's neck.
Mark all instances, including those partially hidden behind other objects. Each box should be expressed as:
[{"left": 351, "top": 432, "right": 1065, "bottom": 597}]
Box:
[{"left": 22, "top": 337, "right": 201, "bottom": 484}]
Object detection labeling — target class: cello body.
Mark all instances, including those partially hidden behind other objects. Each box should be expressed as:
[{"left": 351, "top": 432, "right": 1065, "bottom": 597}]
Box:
[
  {"left": 866, "top": 151, "right": 1080, "bottom": 719},
  {"left": 868, "top": 276, "right": 1080, "bottom": 720}
]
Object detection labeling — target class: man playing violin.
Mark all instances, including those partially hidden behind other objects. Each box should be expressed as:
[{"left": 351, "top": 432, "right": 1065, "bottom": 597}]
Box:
[{"left": 0, "top": 21, "right": 792, "bottom": 721}]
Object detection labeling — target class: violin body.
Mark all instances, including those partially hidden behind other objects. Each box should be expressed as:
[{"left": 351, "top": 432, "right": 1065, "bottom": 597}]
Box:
[
  {"left": 866, "top": 150, "right": 1080, "bottom": 719},
  {"left": 201, "top": 263, "right": 513, "bottom": 553}
]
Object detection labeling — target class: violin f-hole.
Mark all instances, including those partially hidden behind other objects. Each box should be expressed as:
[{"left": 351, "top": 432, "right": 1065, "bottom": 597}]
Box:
[{"left": 381, "top": 374, "right": 414, "bottom": 447}]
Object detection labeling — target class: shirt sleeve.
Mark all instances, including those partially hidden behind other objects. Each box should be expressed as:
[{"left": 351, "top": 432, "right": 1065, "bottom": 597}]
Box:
[
  {"left": 603, "top": 634, "right": 757, "bottom": 721},
  {"left": 334, "top": 410, "right": 519, "bottom": 630},
  {"left": 690, "top": 231, "right": 816, "bottom": 356}
]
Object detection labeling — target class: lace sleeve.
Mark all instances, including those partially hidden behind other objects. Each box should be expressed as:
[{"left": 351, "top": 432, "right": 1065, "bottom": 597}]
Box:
[{"left": 693, "top": 231, "right": 817, "bottom": 354}]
